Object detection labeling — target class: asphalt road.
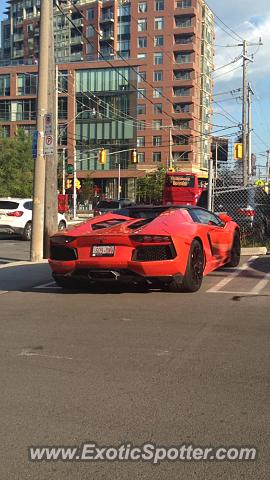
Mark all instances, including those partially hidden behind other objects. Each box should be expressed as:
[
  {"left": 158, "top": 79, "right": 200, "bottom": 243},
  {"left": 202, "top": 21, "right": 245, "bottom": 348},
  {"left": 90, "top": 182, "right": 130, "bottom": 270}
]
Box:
[
  {"left": 0, "top": 233, "right": 30, "bottom": 263},
  {"left": 0, "top": 242, "right": 270, "bottom": 479}
]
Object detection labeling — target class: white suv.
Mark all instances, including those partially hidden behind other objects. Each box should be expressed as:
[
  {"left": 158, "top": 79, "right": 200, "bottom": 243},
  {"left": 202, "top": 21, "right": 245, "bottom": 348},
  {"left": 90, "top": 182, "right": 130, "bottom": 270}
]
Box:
[{"left": 0, "top": 198, "right": 67, "bottom": 241}]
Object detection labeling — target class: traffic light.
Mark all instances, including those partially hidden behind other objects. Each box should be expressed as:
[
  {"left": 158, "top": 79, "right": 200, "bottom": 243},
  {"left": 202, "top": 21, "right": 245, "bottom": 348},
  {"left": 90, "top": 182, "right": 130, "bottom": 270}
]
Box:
[
  {"left": 131, "top": 149, "right": 137, "bottom": 163},
  {"left": 66, "top": 179, "right": 72, "bottom": 189},
  {"left": 99, "top": 148, "right": 106, "bottom": 164},
  {"left": 75, "top": 179, "right": 81, "bottom": 190},
  {"left": 168, "top": 167, "right": 175, "bottom": 172},
  {"left": 234, "top": 143, "right": 243, "bottom": 160}
]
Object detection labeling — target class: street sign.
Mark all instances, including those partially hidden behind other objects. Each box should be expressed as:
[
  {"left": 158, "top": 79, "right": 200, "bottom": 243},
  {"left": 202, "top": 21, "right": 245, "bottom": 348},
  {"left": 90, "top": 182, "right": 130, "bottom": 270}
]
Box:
[
  {"left": 66, "top": 164, "right": 74, "bottom": 174},
  {"left": 32, "top": 130, "right": 38, "bottom": 159},
  {"left": 44, "top": 134, "right": 54, "bottom": 155},
  {"left": 44, "top": 113, "right": 53, "bottom": 135}
]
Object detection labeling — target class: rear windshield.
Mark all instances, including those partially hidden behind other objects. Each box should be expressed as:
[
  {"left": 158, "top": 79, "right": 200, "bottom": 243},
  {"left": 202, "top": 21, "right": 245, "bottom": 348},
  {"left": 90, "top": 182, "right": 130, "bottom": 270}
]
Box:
[
  {"left": 97, "top": 201, "right": 119, "bottom": 209},
  {"left": 0, "top": 201, "right": 19, "bottom": 210}
]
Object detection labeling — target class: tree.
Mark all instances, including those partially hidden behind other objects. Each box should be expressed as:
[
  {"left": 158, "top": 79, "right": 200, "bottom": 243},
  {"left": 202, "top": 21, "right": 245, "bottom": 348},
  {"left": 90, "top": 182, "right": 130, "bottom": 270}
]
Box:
[
  {"left": 136, "top": 167, "right": 166, "bottom": 204},
  {"left": 0, "top": 129, "right": 34, "bottom": 197}
]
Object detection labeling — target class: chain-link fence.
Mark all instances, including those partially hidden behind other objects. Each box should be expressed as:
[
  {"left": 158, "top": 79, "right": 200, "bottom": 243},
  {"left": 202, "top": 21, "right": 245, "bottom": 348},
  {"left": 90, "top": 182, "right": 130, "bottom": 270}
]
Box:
[{"left": 210, "top": 163, "right": 270, "bottom": 246}]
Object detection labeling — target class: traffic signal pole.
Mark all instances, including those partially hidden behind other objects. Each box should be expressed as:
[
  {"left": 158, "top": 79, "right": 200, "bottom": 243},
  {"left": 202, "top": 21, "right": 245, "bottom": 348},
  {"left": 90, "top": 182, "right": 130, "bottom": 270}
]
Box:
[
  {"left": 73, "top": 147, "right": 77, "bottom": 219},
  {"left": 30, "top": 0, "right": 50, "bottom": 262}
]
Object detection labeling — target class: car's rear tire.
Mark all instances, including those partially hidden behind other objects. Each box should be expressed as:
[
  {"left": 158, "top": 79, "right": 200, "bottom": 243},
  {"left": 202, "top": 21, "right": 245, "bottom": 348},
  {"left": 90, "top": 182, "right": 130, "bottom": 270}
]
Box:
[
  {"left": 21, "top": 222, "right": 32, "bottom": 241},
  {"left": 168, "top": 239, "right": 204, "bottom": 293},
  {"left": 227, "top": 231, "right": 241, "bottom": 268},
  {"left": 54, "top": 276, "right": 82, "bottom": 291}
]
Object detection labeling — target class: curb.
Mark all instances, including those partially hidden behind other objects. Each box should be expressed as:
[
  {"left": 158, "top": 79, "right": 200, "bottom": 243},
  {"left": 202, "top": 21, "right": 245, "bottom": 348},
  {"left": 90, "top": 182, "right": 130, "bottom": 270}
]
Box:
[
  {"left": 0, "top": 260, "right": 48, "bottom": 270},
  {"left": 241, "top": 247, "right": 268, "bottom": 256}
]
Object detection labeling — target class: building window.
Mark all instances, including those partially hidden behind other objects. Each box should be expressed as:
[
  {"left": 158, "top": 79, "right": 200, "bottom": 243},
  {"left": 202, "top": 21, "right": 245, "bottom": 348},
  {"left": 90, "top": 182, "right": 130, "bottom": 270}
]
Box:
[
  {"left": 138, "top": 71, "right": 146, "bottom": 83},
  {"left": 173, "top": 70, "right": 191, "bottom": 80},
  {"left": 153, "top": 119, "right": 162, "bottom": 130},
  {"left": 87, "top": 25, "right": 95, "bottom": 37},
  {"left": 153, "top": 87, "right": 163, "bottom": 98},
  {"left": 0, "top": 125, "right": 10, "bottom": 137},
  {"left": 137, "top": 104, "right": 146, "bottom": 115},
  {"left": 87, "top": 8, "right": 94, "bottom": 20},
  {"left": 58, "top": 124, "right": 67, "bottom": 146},
  {"left": 138, "top": 120, "right": 146, "bottom": 130},
  {"left": 137, "top": 88, "right": 146, "bottom": 99},
  {"left": 138, "top": 2, "right": 147, "bottom": 13},
  {"left": 175, "top": 16, "right": 192, "bottom": 28},
  {"left": 154, "top": 52, "right": 163, "bottom": 64},
  {"left": 138, "top": 19, "right": 147, "bottom": 32},
  {"left": 154, "top": 103, "right": 163, "bottom": 114},
  {"left": 58, "top": 97, "right": 68, "bottom": 119},
  {"left": 0, "top": 101, "right": 10, "bottom": 121},
  {"left": 153, "top": 70, "right": 163, "bottom": 81},
  {"left": 175, "top": 52, "right": 192, "bottom": 64},
  {"left": 138, "top": 152, "right": 145, "bottom": 163},
  {"left": 173, "top": 87, "right": 191, "bottom": 96},
  {"left": 138, "top": 36, "right": 147, "bottom": 48},
  {"left": 0, "top": 75, "right": 10, "bottom": 96},
  {"left": 155, "top": 0, "right": 164, "bottom": 11},
  {"left": 177, "top": 0, "right": 192, "bottom": 8},
  {"left": 17, "top": 73, "right": 38, "bottom": 95},
  {"left": 175, "top": 34, "right": 193, "bottom": 44},
  {"left": 154, "top": 17, "right": 164, "bottom": 30},
  {"left": 173, "top": 119, "right": 190, "bottom": 130},
  {"left": 174, "top": 103, "right": 190, "bottom": 113},
  {"left": 58, "top": 70, "right": 68, "bottom": 92},
  {"left": 153, "top": 136, "right": 162, "bottom": 146},
  {"left": 173, "top": 135, "right": 190, "bottom": 145},
  {"left": 137, "top": 136, "right": 145, "bottom": 147},
  {"left": 154, "top": 35, "right": 164, "bottom": 46},
  {"left": 153, "top": 152, "right": 161, "bottom": 162},
  {"left": 14, "top": 99, "right": 36, "bottom": 121}
]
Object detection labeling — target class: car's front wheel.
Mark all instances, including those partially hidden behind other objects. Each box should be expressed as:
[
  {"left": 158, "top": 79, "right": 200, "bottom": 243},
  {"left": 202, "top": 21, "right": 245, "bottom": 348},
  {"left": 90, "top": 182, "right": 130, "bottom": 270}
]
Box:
[
  {"left": 168, "top": 239, "right": 204, "bottom": 293},
  {"left": 22, "top": 221, "right": 32, "bottom": 241}
]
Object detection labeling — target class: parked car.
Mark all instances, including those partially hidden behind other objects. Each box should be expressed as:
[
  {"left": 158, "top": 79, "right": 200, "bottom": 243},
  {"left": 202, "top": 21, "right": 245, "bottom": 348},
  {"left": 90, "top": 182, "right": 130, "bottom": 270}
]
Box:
[
  {"left": 93, "top": 199, "right": 134, "bottom": 216},
  {"left": 49, "top": 206, "right": 240, "bottom": 293},
  {"left": 0, "top": 198, "right": 67, "bottom": 240},
  {"left": 197, "top": 188, "right": 270, "bottom": 240}
]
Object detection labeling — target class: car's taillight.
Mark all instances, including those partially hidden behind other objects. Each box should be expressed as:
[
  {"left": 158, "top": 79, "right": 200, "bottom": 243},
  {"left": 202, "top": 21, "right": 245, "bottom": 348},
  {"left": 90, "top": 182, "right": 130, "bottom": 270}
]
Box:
[
  {"left": 50, "top": 235, "right": 75, "bottom": 245},
  {"left": 131, "top": 235, "right": 172, "bottom": 244},
  {"left": 237, "top": 207, "right": 255, "bottom": 217},
  {"left": 7, "top": 211, "right": 24, "bottom": 217}
]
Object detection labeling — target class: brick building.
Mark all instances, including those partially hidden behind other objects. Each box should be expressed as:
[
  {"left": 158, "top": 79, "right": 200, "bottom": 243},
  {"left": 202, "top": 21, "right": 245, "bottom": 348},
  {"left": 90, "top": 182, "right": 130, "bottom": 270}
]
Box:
[{"left": 0, "top": 0, "right": 214, "bottom": 197}]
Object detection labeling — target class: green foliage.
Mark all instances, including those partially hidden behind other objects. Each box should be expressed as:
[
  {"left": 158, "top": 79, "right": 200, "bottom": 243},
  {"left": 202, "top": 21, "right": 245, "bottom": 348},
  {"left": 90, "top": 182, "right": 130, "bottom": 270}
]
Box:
[
  {"left": 0, "top": 129, "right": 34, "bottom": 197},
  {"left": 136, "top": 167, "right": 166, "bottom": 204}
]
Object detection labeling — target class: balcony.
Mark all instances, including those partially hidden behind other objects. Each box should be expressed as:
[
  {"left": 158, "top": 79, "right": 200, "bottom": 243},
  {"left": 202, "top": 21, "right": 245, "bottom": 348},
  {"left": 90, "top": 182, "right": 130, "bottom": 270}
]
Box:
[
  {"left": 71, "top": 36, "right": 83, "bottom": 45},
  {"left": 100, "top": 13, "right": 114, "bottom": 23},
  {"left": 13, "top": 33, "right": 24, "bottom": 42},
  {"left": 13, "top": 49, "right": 24, "bottom": 58},
  {"left": 100, "top": 32, "right": 114, "bottom": 42}
]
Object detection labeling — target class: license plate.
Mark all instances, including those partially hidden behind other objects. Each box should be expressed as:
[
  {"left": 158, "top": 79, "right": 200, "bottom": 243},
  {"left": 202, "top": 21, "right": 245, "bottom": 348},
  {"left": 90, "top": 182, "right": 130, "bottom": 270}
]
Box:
[{"left": 92, "top": 245, "right": 115, "bottom": 257}]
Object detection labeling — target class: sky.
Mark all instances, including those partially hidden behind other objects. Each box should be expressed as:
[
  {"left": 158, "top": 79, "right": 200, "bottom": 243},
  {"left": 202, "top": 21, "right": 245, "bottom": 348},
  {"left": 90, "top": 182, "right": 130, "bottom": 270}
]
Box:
[{"left": 0, "top": 0, "right": 269, "bottom": 166}]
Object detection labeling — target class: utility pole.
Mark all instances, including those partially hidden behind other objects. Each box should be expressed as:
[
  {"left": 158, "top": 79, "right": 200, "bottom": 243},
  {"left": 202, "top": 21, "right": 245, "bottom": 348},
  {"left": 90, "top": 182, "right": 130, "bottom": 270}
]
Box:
[
  {"left": 207, "top": 157, "right": 214, "bottom": 211},
  {"left": 73, "top": 147, "right": 77, "bottom": 219},
  {"left": 44, "top": 0, "right": 58, "bottom": 258},
  {"left": 118, "top": 162, "right": 121, "bottom": 200},
  {"left": 242, "top": 40, "right": 248, "bottom": 187},
  {"left": 247, "top": 82, "right": 254, "bottom": 178},
  {"left": 62, "top": 147, "right": 66, "bottom": 195},
  {"left": 266, "top": 150, "right": 270, "bottom": 192},
  {"left": 30, "top": 0, "right": 50, "bottom": 262},
  {"left": 169, "top": 126, "right": 172, "bottom": 169}
]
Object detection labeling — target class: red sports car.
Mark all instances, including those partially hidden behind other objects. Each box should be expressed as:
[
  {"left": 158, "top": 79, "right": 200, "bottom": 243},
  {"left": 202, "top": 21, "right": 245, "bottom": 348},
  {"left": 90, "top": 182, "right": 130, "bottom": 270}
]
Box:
[{"left": 49, "top": 206, "right": 241, "bottom": 293}]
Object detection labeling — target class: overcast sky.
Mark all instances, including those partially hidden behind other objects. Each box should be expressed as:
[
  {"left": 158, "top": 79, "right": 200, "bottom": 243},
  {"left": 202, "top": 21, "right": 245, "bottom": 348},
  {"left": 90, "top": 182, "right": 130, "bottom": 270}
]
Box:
[{"left": 0, "top": 0, "right": 269, "bottom": 162}]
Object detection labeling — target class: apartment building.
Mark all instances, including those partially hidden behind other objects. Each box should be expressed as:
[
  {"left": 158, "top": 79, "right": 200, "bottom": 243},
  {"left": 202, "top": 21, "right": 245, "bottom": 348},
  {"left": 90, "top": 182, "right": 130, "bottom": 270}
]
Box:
[{"left": 0, "top": 0, "right": 214, "bottom": 191}]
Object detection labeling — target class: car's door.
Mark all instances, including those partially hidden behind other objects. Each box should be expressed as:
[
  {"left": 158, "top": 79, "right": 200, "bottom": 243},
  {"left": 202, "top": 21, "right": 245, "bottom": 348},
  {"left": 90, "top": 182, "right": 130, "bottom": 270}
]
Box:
[{"left": 191, "top": 208, "right": 232, "bottom": 259}]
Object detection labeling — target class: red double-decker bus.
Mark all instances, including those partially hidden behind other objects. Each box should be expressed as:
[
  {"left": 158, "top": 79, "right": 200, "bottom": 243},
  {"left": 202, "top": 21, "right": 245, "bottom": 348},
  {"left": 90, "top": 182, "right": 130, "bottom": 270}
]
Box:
[{"left": 163, "top": 172, "right": 208, "bottom": 206}]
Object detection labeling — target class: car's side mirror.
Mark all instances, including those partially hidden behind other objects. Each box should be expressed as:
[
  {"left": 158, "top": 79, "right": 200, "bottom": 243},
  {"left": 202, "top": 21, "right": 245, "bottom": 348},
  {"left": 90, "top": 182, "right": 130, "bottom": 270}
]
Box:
[{"left": 218, "top": 213, "right": 232, "bottom": 223}]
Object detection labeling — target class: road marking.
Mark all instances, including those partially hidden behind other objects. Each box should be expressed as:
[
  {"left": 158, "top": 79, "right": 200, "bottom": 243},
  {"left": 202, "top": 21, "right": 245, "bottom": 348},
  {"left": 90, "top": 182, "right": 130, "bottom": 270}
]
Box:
[
  {"left": 33, "top": 281, "right": 59, "bottom": 289},
  {"left": 249, "top": 270, "right": 270, "bottom": 295},
  {"left": 207, "top": 256, "right": 258, "bottom": 294},
  {"left": 0, "top": 260, "right": 48, "bottom": 270},
  {"left": 18, "top": 349, "right": 73, "bottom": 360}
]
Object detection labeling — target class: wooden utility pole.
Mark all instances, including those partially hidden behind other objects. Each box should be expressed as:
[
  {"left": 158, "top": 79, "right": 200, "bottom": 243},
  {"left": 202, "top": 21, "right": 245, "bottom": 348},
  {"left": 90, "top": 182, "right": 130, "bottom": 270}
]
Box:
[
  {"left": 242, "top": 40, "right": 248, "bottom": 187},
  {"left": 247, "top": 83, "right": 254, "bottom": 178},
  {"left": 30, "top": 0, "right": 50, "bottom": 262},
  {"left": 44, "top": 0, "right": 58, "bottom": 258}
]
